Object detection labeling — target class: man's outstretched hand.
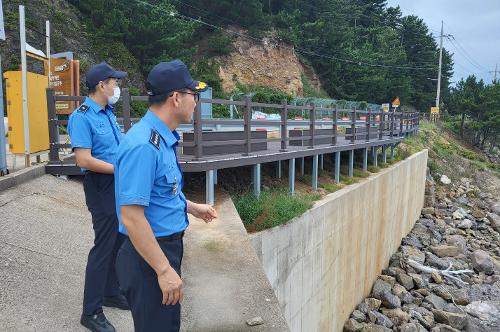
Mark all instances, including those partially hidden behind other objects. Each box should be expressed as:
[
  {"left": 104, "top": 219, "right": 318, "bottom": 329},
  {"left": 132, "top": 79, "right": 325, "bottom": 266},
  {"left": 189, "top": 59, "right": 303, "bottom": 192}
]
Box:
[{"left": 188, "top": 202, "right": 218, "bottom": 223}]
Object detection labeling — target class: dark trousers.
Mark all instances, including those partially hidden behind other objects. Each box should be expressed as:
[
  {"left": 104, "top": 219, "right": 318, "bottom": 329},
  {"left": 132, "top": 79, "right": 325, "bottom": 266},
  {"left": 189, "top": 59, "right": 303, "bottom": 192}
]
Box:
[
  {"left": 116, "top": 237, "right": 184, "bottom": 332},
  {"left": 82, "top": 172, "right": 124, "bottom": 316}
]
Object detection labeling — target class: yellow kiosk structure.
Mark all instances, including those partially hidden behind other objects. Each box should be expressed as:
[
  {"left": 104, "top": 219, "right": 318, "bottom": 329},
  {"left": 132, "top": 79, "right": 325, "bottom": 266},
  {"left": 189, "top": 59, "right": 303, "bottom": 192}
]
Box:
[{"left": 4, "top": 71, "right": 49, "bottom": 154}]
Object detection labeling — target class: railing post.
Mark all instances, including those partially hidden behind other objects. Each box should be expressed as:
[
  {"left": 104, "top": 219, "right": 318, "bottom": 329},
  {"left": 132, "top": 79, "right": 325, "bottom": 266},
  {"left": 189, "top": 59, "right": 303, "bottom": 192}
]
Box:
[
  {"left": 366, "top": 108, "right": 371, "bottom": 142},
  {"left": 399, "top": 112, "right": 404, "bottom": 136},
  {"left": 379, "top": 109, "right": 384, "bottom": 140},
  {"left": 332, "top": 104, "right": 338, "bottom": 146},
  {"left": 308, "top": 103, "right": 315, "bottom": 149},
  {"left": 390, "top": 109, "right": 395, "bottom": 138},
  {"left": 243, "top": 95, "right": 252, "bottom": 156},
  {"left": 193, "top": 98, "right": 203, "bottom": 160},
  {"left": 351, "top": 107, "right": 356, "bottom": 144},
  {"left": 122, "top": 88, "right": 131, "bottom": 133},
  {"left": 46, "top": 89, "right": 59, "bottom": 163},
  {"left": 280, "top": 99, "right": 288, "bottom": 152}
]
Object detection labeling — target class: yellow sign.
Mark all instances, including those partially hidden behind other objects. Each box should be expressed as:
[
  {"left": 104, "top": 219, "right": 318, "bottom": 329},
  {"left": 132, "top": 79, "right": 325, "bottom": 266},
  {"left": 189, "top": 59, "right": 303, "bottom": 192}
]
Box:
[
  {"left": 392, "top": 97, "right": 400, "bottom": 107},
  {"left": 431, "top": 107, "right": 439, "bottom": 114},
  {"left": 382, "top": 103, "right": 390, "bottom": 112}
]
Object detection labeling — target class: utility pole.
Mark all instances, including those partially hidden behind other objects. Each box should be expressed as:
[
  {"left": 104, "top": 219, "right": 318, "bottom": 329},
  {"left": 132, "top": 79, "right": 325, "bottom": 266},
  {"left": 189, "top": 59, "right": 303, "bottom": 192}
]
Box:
[
  {"left": 436, "top": 20, "right": 444, "bottom": 109},
  {"left": 490, "top": 63, "right": 498, "bottom": 83}
]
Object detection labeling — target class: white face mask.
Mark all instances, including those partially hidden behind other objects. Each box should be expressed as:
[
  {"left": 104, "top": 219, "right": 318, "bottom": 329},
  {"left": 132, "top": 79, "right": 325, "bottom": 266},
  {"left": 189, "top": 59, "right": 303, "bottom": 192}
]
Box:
[{"left": 108, "top": 86, "right": 121, "bottom": 105}]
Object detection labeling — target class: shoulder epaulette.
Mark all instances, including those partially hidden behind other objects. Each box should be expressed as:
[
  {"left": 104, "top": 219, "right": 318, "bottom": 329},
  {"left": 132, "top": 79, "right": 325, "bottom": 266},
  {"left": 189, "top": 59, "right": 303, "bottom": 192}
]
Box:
[
  {"left": 149, "top": 129, "right": 160, "bottom": 150},
  {"left": 77, "top": 104, "right": 89, "bottom": 113}
]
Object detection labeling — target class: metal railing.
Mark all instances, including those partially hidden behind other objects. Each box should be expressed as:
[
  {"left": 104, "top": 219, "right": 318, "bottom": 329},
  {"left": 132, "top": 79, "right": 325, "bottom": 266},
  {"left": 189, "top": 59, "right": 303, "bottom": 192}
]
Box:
[{"left": 46, "top": 88, "right": 419, "bottom": 166}]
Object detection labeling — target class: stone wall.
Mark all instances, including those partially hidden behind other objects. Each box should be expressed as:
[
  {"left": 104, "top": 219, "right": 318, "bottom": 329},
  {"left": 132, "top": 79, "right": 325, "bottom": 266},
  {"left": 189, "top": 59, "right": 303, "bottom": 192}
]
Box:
[{"left": 251, "top": 150, "right": 429, "bottom": 332}]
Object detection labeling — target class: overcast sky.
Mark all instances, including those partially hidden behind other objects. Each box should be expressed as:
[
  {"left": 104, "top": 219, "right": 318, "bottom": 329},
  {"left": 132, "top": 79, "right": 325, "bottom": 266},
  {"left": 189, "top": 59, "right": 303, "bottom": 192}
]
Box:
[{"left": 386, "top": 0, "right": 500, "bottom": 85}]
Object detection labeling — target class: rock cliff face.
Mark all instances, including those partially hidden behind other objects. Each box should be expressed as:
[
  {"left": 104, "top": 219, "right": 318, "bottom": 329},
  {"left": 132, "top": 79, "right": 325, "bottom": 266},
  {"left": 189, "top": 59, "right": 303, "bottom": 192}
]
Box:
[{"left": 216, "top": 35, "right": 321, "bottom": 96}]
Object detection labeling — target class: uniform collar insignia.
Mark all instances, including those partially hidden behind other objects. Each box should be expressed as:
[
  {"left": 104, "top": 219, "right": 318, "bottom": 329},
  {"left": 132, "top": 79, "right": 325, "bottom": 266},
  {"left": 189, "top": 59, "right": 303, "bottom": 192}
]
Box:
[
  {"left": 149, "top": 129, "right": 161, "bottom": 150},
  {"left": 78, "top": 104, "right": 89, "bottom": 113}
]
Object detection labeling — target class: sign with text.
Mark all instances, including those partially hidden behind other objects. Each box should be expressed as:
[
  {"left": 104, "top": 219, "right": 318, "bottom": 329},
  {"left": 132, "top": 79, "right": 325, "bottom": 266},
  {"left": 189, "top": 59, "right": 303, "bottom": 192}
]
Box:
[
  {"left": 45, "top": 58, "right": 80, "bottom": 114},
  {"left": 431, "top": 107, "right": 439, "bottom": 114}
]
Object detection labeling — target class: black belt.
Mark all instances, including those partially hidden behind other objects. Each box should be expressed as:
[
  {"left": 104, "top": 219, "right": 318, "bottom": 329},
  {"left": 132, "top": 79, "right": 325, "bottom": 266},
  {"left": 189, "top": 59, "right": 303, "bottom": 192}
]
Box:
[
  {"left": 85, "top": 171, "right": 113, "bottom": 176},
  {"left": 156, "top": 231, "right": 184, "bottom": 242}
]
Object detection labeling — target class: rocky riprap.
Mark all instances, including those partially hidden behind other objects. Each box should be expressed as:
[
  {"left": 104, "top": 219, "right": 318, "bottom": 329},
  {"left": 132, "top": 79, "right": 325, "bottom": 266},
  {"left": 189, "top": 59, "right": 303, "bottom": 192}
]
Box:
[{"left": 344, "top": 172, "right": 500, "bottom": 332}]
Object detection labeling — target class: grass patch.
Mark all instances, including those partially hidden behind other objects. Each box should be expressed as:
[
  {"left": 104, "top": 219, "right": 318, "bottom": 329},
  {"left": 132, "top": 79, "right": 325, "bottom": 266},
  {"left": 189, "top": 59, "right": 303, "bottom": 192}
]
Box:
[
  {"left": 234, "top": 188, "right": 321, "bottom": 232},
  {"left": 378, "top": 162, "right": 390, "bottom": 169},
  {"left": 340, "top": 175, "right": 359, "bottom": 185},
  {"left": 353, "top": 169, "right": 370, "bottom": 178},
  {"left": 319, "top": 182, "right": 341, "bottom": 193},
  {"left": 367, "top": 165, "right": 381, "bottom": 173}
]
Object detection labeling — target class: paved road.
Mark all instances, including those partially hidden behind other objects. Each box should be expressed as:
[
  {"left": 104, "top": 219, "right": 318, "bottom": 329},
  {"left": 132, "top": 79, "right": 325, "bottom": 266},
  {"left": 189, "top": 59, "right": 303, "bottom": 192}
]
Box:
[{"left": 0, "top": 175, "right": 288, "bottom": 331}]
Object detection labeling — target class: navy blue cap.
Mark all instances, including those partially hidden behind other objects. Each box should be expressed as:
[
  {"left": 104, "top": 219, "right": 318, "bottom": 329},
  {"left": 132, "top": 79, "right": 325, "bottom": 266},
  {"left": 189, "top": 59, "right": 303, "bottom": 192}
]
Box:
[
  {"left": 85, "top": 62, "right": 127, "bottom": 88},
  {"left": 146, "top": 59, "right": 208, "bottom": 96}
]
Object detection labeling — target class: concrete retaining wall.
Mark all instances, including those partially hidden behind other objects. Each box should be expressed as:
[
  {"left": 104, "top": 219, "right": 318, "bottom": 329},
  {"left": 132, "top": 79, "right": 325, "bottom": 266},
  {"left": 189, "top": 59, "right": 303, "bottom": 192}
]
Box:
[{"left": 251, "top": 150, "right": 428, "bottom": 332}]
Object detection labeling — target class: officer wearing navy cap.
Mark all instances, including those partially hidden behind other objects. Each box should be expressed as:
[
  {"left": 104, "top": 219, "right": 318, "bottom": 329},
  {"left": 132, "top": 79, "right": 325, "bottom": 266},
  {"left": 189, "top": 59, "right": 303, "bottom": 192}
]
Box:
[
  {"left": 68, "top": 62, "right": 129, "bottom": 332},
  {"left": 115, "top": 59, "right": 218, "bottom": 332}
]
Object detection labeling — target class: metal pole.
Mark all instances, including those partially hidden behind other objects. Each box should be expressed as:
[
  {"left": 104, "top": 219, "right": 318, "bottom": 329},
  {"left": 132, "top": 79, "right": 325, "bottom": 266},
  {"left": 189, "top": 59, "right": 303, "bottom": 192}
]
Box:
[
  {"left": 436, "top": 20, "right": 444, "bottom": 109},
  {"left": 289, "top": 158, "right": 295, "bottom": 194},
  {"left": 348, "top": 150, "right": 354, "bottom": 177},
  {"left": 382, "top": 145, "right": 387, "bottom": 164},
  {"left": 46, "top": 20, "right": 50, "bottom": 83},
  {"left": 372, "top": 146, "right": 378, "bottom": 167},
  {"left": 277, "top": 160, "right": 281, "bottom": 178},
  {"left": 253, "top": 163, "right": 261, "bottom": 197},
  {"left": 363, "top": 147, "right": 368, "bottom": 171},
  {"left": 301, "top": 156, "right": 304, "bottom": 176},
  {"left": 335, "top": 151, "right": 340, "bottom": 184},
  {"left": 206, "top": 170, "right": 215, "bottom": 205},
  {"left": 0, "top": 54, "right": 7, "bottom": 175},
  {"left": 312, "top": 154, "right": 318, "bottom": 191},
  {"left": 19, "top": 5, "right": 30, "bottom": 167}
]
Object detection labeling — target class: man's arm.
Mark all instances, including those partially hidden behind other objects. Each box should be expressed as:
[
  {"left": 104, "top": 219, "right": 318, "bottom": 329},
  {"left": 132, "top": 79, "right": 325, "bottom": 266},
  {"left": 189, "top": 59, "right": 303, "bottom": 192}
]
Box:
[
  {"left": 186, "top": 200, "right": 218, "bottom": 222},
  {"left": 121, "top": 205, "right": 183, "bottom": 305},
  {"left": 75, "top": 148, "right": 114, "bottom": 174}
]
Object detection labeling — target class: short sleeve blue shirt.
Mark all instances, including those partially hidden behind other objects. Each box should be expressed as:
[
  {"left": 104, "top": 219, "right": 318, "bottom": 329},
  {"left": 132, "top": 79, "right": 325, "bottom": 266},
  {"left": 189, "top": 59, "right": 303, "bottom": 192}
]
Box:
[
  {"left": 114, "top": 110, "right": 188, "bottom": 237},
  {"left": 68, "top": 97, "right": 122, "bottom": 169}
]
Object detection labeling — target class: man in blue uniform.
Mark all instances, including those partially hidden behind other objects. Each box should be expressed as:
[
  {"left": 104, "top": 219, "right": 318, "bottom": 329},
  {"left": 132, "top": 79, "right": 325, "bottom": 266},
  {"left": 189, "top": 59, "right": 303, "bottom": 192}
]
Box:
[
  {"left": 115, "top": 59, "right": 218, "bottom": 332},
  {"left": 68, "top": 62, "right": 130, "bottom": 332}
]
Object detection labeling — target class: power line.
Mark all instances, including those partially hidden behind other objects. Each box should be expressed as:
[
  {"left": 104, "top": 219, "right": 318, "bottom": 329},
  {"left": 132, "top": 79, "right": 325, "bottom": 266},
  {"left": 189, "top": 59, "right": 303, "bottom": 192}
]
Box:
[
  {"left": 443, "top": 22, "right": 487, "bottom": 71},
  {"left": 445, "top": 36, "right": 485, "bottom": 72}
]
